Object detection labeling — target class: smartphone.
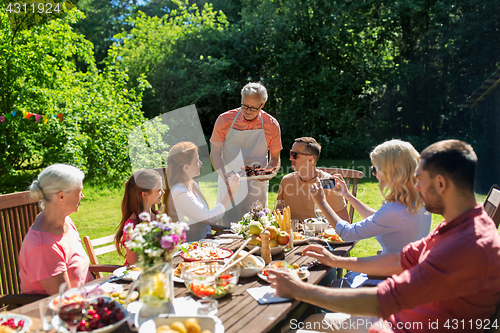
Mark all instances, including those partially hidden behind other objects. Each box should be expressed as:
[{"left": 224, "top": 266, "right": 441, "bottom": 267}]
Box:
[{"left": 320, "top": 178, "right": 336, "bottom": 189}]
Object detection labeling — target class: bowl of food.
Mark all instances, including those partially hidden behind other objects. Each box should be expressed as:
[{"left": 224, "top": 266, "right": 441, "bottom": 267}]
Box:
[
  {"left": 236, "top": 250, "right": 265, "bottom": 277},
  {"left": 52, "top": 296, "right": 129, "bottom": 333},
  {"left": 180, "top": 247, "right": 233, "bottom": 262},
  {"left": 139, "top": 315, "right": 223, "bottom": 333},
  {"left": 181, "top": 261, "right": 240, "bottom": 299},
  {"left": 304, "top": 218, "right": 329, "bottom": 233}
]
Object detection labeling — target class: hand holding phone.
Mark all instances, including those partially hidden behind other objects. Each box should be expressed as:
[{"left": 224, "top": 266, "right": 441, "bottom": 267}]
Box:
[{"left": 320, "top": 178, "right": 336, "bottom": 190}]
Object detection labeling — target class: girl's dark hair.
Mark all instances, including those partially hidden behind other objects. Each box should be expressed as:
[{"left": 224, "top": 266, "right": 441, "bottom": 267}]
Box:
[{"left": 115, "top": 169, "right": 162, "bottom": 257}]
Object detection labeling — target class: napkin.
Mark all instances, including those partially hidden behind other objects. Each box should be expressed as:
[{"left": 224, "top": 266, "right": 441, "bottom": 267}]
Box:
[
  {"left": 247, "top": 286, "right": 291, "bottom": 304},
  {"left": 214, "top": 238, "right": 233, "bottom": 244},
  {"left": 219, "top": 234, "right": 243, "bottom": 239}
]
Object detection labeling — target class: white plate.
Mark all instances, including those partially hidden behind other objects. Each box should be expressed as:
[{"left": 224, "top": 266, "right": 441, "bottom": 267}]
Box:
[
  {"left": 139, "top": 315, "right": 224, "bottom": 333},
  {"left": 173, "top": 275, "right": 183, "bottom": 283},
  {"left": 292, "top": 237, "right": 311, "bottom": 245},
  {"left": 313, "top": 237, "right": 352, "bottom": 245},
  {"left": 181, "top": 240, "right": 220, "bottom": 248},
  {"left": 112, "top": 266, "right": 142, "bottom": 281},
  {"left": 257, "top": 269, "right": 310, "bottom": 282},
  {"left": 0, "top": 313, "right": 32, "bottom": 333},
  {"left": 52, "top": 297, "right": 129, "bottom": 333}
]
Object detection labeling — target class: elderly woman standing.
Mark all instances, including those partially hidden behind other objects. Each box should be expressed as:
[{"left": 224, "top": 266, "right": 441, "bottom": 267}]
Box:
[{"left": 19, "top": 164, "right": 93, "bottom": 295}]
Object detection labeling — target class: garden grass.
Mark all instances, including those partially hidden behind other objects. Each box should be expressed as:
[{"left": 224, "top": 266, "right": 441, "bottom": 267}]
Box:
[{"left": 72, "top": 158, "right": 486, "bottom": 268}]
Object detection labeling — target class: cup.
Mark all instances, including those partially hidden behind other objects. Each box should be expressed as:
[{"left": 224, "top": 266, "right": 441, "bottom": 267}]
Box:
[
  {"left": 291, "top": 219, "right": 300, "bottom": 231},
  {"left": 274, "top": 200, "right": 285, "bottom": 213},
  {"left": 38, "top": 299, "right": 56, "bottom": 331},
  {"left": 196, "top": 298, "right": 218, "bottom": 316},
  {"left": 304, "top": 225, "right": 315, "bottom": 238}
]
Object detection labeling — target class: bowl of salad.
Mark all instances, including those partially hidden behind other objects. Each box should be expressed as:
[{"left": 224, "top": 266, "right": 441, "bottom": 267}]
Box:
[{"left": 181, "top": 261, "right": 240, "bottom": 299}]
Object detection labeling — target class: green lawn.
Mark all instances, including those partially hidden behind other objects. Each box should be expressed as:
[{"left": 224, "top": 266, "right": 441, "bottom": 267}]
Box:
[{"left": 72, "top": 158, "right": 486, "bottom": 267}]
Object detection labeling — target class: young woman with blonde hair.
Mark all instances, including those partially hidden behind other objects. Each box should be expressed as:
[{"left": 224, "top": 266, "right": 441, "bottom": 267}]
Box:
[
  {"left": 311, "top": 139, "right": 431, "bottom": 254},
  {"left": 164, "top": 141, "right": 240, "bottom": 241}
]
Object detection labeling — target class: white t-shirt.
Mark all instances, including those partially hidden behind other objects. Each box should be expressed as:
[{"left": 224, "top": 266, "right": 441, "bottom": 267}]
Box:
[{"left": 169, "top": 182, "right": 226, "bottom": 242}]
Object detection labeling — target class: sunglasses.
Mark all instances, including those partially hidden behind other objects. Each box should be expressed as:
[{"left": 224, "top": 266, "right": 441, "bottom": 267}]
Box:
[
  {"left": 290, "top": 150, "right": 313, "bottom": 159},
  {"left": 371, "top": 165, "right": 377, "bottom": 176},
  {"left": 241, "top": 103, "right": 263, "bottom": 113}
]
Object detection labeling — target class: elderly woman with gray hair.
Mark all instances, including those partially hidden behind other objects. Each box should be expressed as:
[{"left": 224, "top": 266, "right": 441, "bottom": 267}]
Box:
[{"left": 19, "top": 164, "right": 93, "bottom": 295}]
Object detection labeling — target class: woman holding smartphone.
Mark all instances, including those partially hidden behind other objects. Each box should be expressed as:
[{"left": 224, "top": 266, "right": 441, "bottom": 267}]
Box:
[{"left": 311, "top": 139, "right": 431, "bottom": 255}]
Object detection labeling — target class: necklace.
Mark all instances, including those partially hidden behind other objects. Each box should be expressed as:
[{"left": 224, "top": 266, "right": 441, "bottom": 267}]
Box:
[{"left": 298, "top": 171, "right": 317, "bottom": 183}]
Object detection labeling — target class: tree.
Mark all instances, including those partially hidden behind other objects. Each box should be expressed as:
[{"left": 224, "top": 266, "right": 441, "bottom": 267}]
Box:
[{"left": 0, "top": 6, "right": 148, "bottom": 192}]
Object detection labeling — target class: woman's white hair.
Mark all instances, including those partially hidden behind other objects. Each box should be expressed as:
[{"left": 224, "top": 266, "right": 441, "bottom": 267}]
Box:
[
  {"left": 241, "top": 82, "right": 268, "bottom": 103},
  {"left": 29, "top": 164, "right": 84, "bottom": 209}
]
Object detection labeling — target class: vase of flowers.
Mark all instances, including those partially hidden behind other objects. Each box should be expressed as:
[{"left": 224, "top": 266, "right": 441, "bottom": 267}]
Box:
[
  {"left": 230, "top": 200, "right": 279, "bottom": 238},
  {"left": 124, "top": 212, "right": 188, "bottom": 324}
]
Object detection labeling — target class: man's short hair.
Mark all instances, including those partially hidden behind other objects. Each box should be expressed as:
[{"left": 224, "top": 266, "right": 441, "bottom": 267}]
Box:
[
  {"left": 241, "top": 82, "right": 268, "bottom": 103},
  {"left": 295, "top": 137, "right": 321, "bottom": 162},
  {"left": 420, "top": 139, "right": 477, "bottom": 192}
]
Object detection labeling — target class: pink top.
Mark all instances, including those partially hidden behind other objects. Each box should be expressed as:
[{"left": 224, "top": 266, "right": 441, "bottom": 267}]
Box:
[
  {"left": 19, "top": 217, "right": 93, "bottom": 294},
  {"left": 209, "top": 108, "right": 282, "bottom": 154},
  {"left": 373, "top": 205, "right": 500, "bottom": 332}
]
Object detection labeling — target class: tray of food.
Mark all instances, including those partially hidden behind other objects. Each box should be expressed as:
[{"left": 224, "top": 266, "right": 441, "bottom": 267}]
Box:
[
  {"left": 180, "top": 247, "right": 233, "bottom": 262},
  {"left": 236, "top": 164, "right": 277, "bottom": 180}
]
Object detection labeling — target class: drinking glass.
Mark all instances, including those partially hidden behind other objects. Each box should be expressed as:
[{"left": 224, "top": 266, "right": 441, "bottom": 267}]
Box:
[
  {"left": 303, "top": 224, "right": 315, "bottom": 238},
  {"left": 196, "top": 298, "right": 218, "bottom": 316},
  {"left": 57, "top": 283, "right": 88, "bottom": 333},
  {"left": 38, "top": 299, "right": 55, "bottom": 331},
  {"left": 314, "top": 203, "right": 325, "bottom": 219},
  {"left": 274, "top": 200, "right": 285, "bottom": 213}
]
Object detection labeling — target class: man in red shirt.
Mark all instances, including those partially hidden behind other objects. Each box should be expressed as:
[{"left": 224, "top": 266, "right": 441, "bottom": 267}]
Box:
[
  {"left": 210, "top": 82, "right": 282, "bottom": 226},
  {"left": 269, "top": 139, "right": 500, "bottom": 332}
]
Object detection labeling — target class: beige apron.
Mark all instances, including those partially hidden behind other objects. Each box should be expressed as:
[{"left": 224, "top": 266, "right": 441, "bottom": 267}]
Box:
[{"left": 216, "top": 109, "right": 269, "bottom": 226}]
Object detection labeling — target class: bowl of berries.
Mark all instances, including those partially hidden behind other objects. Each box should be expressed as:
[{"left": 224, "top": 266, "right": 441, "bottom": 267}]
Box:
[
  {"left": 53, "top": 296, "right": 128, "bottom": 333},
  {"left": 0, "top": 313, "right": 32, "bottom": 333}
]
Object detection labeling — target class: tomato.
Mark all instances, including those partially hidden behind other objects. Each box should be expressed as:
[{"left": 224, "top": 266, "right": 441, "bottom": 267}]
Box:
[
  {"left": 190, "top": 283, "right": 216, "bottom": 297},
  {"left": 200, "top": 286, "right": 215, "bottom": 296},
  {"left": 219, "top": 274, "right": 232, "bottom": 280}
]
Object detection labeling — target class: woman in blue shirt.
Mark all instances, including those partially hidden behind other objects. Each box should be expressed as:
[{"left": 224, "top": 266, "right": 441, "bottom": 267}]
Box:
[{"left": 312, "top": 139, "right": 432, "bottom": 255}]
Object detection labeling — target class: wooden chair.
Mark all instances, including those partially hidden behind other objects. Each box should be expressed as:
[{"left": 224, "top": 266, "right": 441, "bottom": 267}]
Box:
[
  {"left": 483, "top": 185, "right": 500, "bottom": 228},
  {"left": 83, "top": 235, "right": 122, "bottom": 279},
  {"left": 0, "top": 191, "right": 46, "bottom": 308},
  {"left": 317, "top": 167, "right": 365, "bottom": 223},
  {"left": 0, "top": 191, "right": 120, "bottom": 309}
]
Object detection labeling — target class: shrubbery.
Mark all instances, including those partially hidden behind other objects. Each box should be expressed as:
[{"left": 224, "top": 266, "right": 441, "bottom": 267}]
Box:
[{"left": 0, "top": 8, "right": 148, "bottom": 193}]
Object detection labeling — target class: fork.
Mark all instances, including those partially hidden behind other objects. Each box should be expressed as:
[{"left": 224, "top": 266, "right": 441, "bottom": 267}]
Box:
[{"left": 323, "top": 238, "right": 334, "bottom": 252}]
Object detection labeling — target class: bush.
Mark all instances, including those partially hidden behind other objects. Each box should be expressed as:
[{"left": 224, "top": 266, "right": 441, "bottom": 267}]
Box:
[{"left": 0, "top": 7, "right": 147, "bottom": 193}]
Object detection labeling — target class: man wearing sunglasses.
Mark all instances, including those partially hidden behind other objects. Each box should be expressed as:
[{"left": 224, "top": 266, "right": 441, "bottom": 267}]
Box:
[
  {"left": 276, "top": 137, "right": 349, "bottom": 222},
  {"left": 210, "top": 82, "right": 282, "bottom": 226}
]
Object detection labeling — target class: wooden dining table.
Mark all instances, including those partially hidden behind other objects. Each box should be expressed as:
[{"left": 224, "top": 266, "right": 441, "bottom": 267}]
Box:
[{"left": 12, "top": 235, "right": 355, "bottom": 333}]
